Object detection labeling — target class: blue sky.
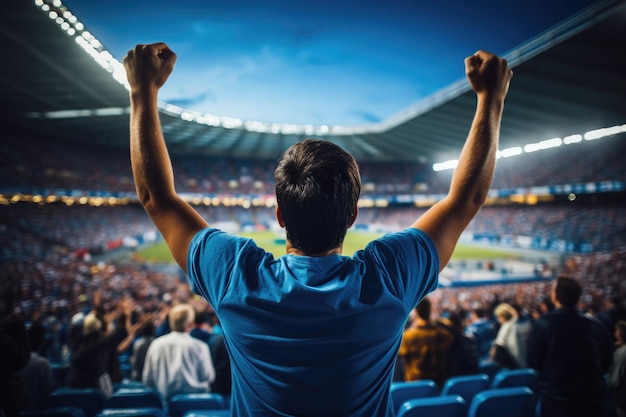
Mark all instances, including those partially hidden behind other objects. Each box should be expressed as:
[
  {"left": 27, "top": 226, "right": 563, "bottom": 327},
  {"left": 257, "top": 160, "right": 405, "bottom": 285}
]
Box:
[{"left": 65, "top": 0, "right": 597, "bottom": 125}]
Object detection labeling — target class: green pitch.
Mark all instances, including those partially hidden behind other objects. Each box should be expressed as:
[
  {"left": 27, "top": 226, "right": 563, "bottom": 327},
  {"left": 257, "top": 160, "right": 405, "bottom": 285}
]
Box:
[{"left": 136, "top": 230, "right": 518, "bottom": 263}]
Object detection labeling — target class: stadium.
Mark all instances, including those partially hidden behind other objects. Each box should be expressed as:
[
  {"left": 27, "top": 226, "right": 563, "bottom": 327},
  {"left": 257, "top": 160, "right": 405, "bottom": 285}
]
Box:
[{"left": 1, "top": 0, "right": 626, "bottom": 416}]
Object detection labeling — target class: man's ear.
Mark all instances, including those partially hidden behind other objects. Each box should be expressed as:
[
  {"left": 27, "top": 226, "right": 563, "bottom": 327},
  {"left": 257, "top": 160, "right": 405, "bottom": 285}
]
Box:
[
  {"left": 276, "top": 206, "right": 285, "bottom": 228},
  {"left": 347, "top": 206, "right": 359, "bottom": 228}
]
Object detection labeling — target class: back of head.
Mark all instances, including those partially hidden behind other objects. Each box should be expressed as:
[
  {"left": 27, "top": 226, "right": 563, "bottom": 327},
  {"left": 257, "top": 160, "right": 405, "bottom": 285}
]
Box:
[
  {"left": 274, "top": 139, "right": 361, "bottom": 255},
  {"left": 447, "top": 311, "right": 467, "bottom": 332},
  {"left": 415, "top": 297, "right": 432, "bottom": 322},
  {"left": 554, "top": 276, "right": 582, "bottom": 308},
  {"left": 169, "top": 304, "right": 195, "bottom": 332},
  {"left": 83, "top": 313, "right": 102, "bottom": 335},
  {"left": 494, "top": 303, "right": 517, "bottom": 322}
]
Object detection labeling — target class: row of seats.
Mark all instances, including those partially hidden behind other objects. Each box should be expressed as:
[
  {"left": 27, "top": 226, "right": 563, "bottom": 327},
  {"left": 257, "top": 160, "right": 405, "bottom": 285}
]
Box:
[
  {"left": 24, "top": 369, "right": 537, "bottom": 417},
  {"left": 396, "top": 387, "right": 536, "bottom": 417},
  {"left": 22, "top": 389, "right": 227, "bottom": 417},
  {"left": 390, "top": 368, "right": 538, "bottom": 414},
  {"left": 22, "top": 408, "right": 230, "bottom": 417}
]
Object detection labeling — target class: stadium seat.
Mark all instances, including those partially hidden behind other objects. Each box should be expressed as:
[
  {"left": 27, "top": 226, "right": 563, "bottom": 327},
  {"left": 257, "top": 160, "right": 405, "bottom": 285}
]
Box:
[
  {"left": 478, "top": 361, "right": 501, "bottom": 381},
  {"left": 182, "top": 412, "right": 231, "bottom": 417},
  {"left": 95, "top": 408, "right": 166, "bottom": 417},
  {"left": 50, "top": 364, "right": 70, "bottom": 388},
  {"left": 112, "top": 381, "right": 146, "bottom": 391},
  {"left": 396, "top": 395, "right": 466, "bottom": 417},
  {"left": 41, "top": 388, "right": 107, "bottom": 417},
  {"left": 468, "top": 387, "right": 536, "bottom": 417},
  {"left": 20, "top": 406, "right": 86, "bottom": 417},
  {"left": 491, "top": 368, "right": 538, "bottom": 391},
  {"left": 440, "top": 373, "right": 491, "bottom": 404},
  {"left": 389, "top": 380, "right": 439, "bottom": 415},
  {"left": 168, "top": 393, "right": 226, "bottom": 417},
  {"left": 104, "top": 389, "right": 166, "bottom": 410}
]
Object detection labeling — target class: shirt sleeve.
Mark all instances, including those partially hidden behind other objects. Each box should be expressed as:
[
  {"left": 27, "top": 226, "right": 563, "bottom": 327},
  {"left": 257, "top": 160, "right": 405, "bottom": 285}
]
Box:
[
  {"left": 357, "top": 228, "right": 439, "bottom": 314},
  {"left": 187, "top": 228, "right": 270, "bottom": 312}
]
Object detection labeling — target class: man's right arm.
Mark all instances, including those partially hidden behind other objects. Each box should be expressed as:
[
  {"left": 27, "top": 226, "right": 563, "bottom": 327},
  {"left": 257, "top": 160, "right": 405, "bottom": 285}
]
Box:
[
  {"left": 124, "top": 43, "right": 208, "bottom": 273},
  {"left": 413, "top": 50, "right": 512, "bottom": 271}
]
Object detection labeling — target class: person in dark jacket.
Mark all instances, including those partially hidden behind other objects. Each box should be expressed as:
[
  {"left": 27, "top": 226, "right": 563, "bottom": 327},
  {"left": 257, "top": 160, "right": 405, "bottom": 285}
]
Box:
[
  {"left": 527, "top": 276, "right": 613, "bottom": 417},
  {"left": 67, "top": 300, "right": 131, "bottom": 395},
  {"left": 441, "top": 311, "right": 479, "bottom": 379},
  {"left": 0, "top": 313, "right": 30, "bottom": 417}
]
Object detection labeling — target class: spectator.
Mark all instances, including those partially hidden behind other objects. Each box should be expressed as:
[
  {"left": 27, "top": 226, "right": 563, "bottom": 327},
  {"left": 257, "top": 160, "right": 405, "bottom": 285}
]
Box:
[
  {"left": 442, "top": 311, "right": 479, "bottom": 379},
  {"left": 189, "top": 309, "right": 212, "bottom": 345},
  {"left": 0, "top": 314, "right": 30, "bottom": 417},
  {"left": 209, "top": 333, "right": 232, "bottom": 400},
  {"left": 20, "top": 321, "right": 55, "bottom": 409},
  {"left": 527, "top": 276, "right": 613, "bottom": 417},
  {"left": 608, "top": 320, "right": 626, "bottom": 417},
  {"left": 67, "top": 299, "right": 131, "bottom": 396},
  {"left": 399, "top": 297, "right": 454, "bottom": 386},
  {"left": 130, "top": 315, "right": 156, "bottom": 382},
  {"left": 123, "top": 43, "right": 511, "bottom": 416},
  {"left": 490, "top": 303, "right": 530, "bottom": 369},
  {"left": 466, "top": 307, "right": 497, "bottom": 361},
  {"left": 142, "top": 304, "right": 215, "bottom": 399}
]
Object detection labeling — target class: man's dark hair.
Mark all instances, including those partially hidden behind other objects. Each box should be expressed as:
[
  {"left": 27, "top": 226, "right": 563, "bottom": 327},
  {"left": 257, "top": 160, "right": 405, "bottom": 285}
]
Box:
[
  {"left": 415, "top": 297, "right": 431, "bottom": 321},
  {"left": 554, "top": 276, "right": 582, "bottom": 308},
  {"left": 274, "top": 139, "right": 361, "bottom": 255}
]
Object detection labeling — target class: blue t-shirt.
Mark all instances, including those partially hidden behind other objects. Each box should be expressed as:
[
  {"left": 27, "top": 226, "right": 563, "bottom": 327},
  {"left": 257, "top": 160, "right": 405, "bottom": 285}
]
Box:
[{"left": 187, "top": 227, "right": 439, "bottom": 416}]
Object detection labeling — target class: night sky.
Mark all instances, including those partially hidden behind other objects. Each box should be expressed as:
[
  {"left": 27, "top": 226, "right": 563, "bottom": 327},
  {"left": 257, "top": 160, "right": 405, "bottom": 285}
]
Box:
[{"left": 64, "top": 0, "right": 598, "bottom": 125}]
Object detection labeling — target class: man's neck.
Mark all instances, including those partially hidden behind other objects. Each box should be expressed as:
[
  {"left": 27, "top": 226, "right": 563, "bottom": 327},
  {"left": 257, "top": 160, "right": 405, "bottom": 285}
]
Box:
[{"left": 285, "top": 240, "right": 343, "bottom": 256}]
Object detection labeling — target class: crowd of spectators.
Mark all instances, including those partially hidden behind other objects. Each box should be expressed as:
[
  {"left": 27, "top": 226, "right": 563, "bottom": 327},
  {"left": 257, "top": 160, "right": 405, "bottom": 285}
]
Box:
[
  {"left": 1, "top": 129, "right": 625, "bottom": 412},
  {"left": 2, "top": 129, "right": 625, "bottom": 197}
]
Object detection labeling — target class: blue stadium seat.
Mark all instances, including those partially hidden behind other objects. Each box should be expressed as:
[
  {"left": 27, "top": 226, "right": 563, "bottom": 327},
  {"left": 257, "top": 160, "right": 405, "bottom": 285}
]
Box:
[
  {"left": 112, "top": 381, "right": 146, "bottom": 391},
  {"left": 41, "top": 388, "right": 107, "bottom": 417},
  {"left": 478, "top": 361, "right": 501, "bottom": 381},
  {"left": 396, "top": 395, "right": 466, "bottom": 417},
  {"left": 20, "top": 406, "right": 86, "bottom": 417},
  {"left": 491, "top": 368, "right": 538, "bottom": 391},
  {"left": 441, "top": 373, "right": 491, "bottom": 404},
  {"left": 182, "top": 412, "right": 231, "bottom": 417},
  {"left": 95, "top": 408, "right": 166, "bottom": 417},
  {"left": 168, "top": 393, "right": 226, "bottom": 417},
  {"left": 389, "top": 380, "right": 439, "bottom": 415},
  {"left": 104, "top": 389, "right": 166, "bottom": 411},
  {"left": 50, "top": 364, "right": 70, "bottom": 388},
  {"left": 468, "top": 387, "right": 536, "bottom": 417}
]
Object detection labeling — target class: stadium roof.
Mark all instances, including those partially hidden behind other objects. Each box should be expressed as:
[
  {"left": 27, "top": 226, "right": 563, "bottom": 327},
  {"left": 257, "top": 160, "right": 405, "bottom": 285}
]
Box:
[{"left": 2, "top": 0, "right": 625, "bottom": 163}]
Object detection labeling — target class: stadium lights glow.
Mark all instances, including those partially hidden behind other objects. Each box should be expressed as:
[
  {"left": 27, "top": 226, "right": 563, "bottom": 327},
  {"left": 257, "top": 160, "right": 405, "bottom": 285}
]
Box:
[
  {"left": 584, "top": 124, "right": 626, "bottom": 140},
  {"left": 433, "top": 160, "right": 459, "bottom": 172},
  {"left": 432, "top": 123, "right": 625, "bottom": 171},
  {"left": 563, "top": 134, "right": 582, "bottom": 144},
  {"left": 497, "top": 147, "right": 523, "bottom": 158},
  {"left": 34, "top": 0, "right": 130, "bottom": 90}
]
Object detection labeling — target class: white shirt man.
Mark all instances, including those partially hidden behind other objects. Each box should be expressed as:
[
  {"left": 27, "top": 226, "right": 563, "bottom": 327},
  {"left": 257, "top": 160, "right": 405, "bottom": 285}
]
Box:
[{"left": 142, "top": 304, "right": 215, "bottom": 399}]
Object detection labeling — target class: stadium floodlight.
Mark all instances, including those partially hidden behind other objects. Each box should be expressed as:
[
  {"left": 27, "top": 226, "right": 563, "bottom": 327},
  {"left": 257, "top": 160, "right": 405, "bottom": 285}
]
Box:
[
  {"left": 538, "top": 137, "right": 562, "bottom": 149},
  {"left": 433, "top": 159, "right": 458, "bottom": 172},
  {"left": 497, "top": 146, "right": 523, "bottom": 158},
  {"left": 584, "top": 124, "right": 626, "bottom": 140},
  {"left": 563, "top": 134, "right": 582, "bottom": 144},
  {"left": 34, "top": 0, "right": 44, "bottom": 6},
  {"left": 523, "top": 143, "right": 541, "bottom": 153},
  {"left": 180, "top": 112, "right": 195, "bottom": 122}
]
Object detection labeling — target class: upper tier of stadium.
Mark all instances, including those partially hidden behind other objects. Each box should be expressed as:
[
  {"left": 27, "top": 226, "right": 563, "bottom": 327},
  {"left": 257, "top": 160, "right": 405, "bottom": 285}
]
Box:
[{"left": 1, "top": 0, "right": 625, "bottom": 163}]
